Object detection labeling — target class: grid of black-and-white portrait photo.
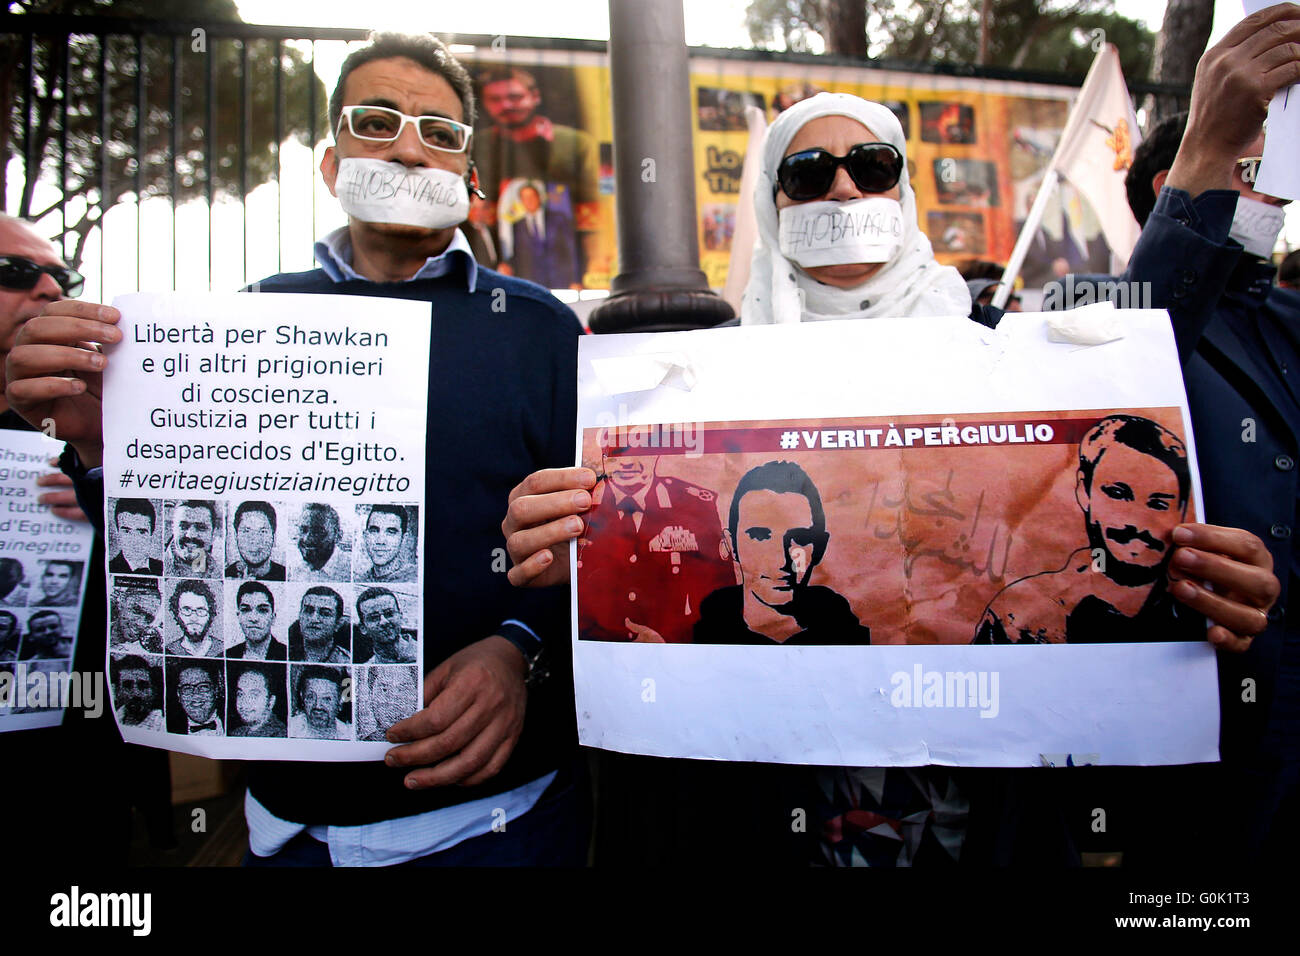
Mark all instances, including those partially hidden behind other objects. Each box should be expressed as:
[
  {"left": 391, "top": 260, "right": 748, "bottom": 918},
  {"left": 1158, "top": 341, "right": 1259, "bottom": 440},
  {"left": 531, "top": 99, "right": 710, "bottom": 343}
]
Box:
[
  {"left": 106, "top": 497, "right": 420, "bottom": 741},
  {"left": 355, "top": 664, "right": 421, "bottom": 742},
  {"left": 353, "top": 504, "right": 419, "bottom": 584},
  {"left": 0, "top": 556, "right": 86, "bottom": 609},
  {"left": 109, "top": 652, "right": 164, "bottom": 731}
]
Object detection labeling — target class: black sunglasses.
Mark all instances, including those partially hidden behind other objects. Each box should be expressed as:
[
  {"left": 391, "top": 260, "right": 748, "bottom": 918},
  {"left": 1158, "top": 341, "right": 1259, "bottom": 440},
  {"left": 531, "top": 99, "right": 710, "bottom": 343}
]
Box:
[
  {"left": 776, "top": 142, "right": 904, "bottom": 202},
  {"left": 0, "top": 255, "right": 83, "bottom": 296}
]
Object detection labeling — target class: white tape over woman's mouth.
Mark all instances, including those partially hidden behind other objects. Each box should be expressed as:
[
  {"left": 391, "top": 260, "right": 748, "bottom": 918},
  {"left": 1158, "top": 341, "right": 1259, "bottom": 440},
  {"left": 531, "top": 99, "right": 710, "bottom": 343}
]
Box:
[{"left": 778, "top": 196, "right": 905, "bottom": 267}]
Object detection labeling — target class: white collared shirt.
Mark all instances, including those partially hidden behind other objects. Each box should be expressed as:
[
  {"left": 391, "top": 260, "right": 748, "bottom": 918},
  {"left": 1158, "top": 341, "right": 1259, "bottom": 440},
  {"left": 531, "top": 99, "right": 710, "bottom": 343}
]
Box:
[
  {"left": 313, "top": 226, "right": 479, "bottom": 291},
  {"left": 245, "top": 771, "right": 557, "bottom": 867}
]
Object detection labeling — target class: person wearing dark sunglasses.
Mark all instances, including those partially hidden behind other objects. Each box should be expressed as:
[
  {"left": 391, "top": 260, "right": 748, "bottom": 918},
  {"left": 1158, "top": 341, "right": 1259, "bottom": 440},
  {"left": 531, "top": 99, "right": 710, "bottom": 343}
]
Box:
[
  {"left": 503, "top": 96, "right": 992, "bottom": 592},
  {"left": 0, "top": 214, "right": 78, "bottom": 371},
  {"left": 0, "top": 254, "right": 82, "bottom": 297},
  {"left": 0, "top": 214, "right": 88, "bottom": 523},
  {"left": 503, "top": 97, "right": 984, "bottom": 590},
  {"left": 743, "top": 92, "right": 971, "bottom": 324},
  {"left": 775, "top": 141, "right": 904, "bottom": 204}
]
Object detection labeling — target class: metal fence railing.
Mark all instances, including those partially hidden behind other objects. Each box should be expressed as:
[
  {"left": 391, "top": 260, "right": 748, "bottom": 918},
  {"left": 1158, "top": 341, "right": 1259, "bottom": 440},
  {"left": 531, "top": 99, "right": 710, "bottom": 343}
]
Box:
[
  {"left": 1, "top": 15, "right": 382, "bottom": 300},
  {"left": 3, "top": 13, "right": 1195, "bottom": 302}
]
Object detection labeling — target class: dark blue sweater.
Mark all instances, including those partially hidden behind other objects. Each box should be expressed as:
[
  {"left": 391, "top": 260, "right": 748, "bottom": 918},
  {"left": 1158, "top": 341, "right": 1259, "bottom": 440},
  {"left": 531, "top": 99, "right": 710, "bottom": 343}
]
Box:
[{"left": 75, "top": 264, "right": 584, "bottom": 825}]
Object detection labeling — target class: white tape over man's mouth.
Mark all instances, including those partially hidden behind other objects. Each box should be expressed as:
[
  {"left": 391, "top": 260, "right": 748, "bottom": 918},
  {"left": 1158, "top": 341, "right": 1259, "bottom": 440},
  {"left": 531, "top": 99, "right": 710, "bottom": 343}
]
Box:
[{"left": 335, "top": 158, "right": 470, "bottom": 229}]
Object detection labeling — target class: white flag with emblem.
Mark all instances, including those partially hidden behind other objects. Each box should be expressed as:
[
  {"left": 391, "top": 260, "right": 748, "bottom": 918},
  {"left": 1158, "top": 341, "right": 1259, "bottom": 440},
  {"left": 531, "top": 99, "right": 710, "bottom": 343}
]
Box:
[
  {"left": 1052, "top": 43, "right": 1142, "bottom": 262},
  {"left": 995, "top": 43, "right": 1142, "bottom": 307}
]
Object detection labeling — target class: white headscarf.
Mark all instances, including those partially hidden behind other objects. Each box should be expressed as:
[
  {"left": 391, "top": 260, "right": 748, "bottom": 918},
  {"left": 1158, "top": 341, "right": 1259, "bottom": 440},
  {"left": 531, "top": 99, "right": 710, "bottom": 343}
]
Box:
[{"left": 741, "top": 93, "right": 971, "bottom": 325}]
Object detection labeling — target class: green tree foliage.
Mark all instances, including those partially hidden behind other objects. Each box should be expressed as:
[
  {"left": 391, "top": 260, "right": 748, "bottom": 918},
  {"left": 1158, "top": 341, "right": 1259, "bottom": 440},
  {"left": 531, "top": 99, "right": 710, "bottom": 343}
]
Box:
[
  {"left": 746, "top": 0, "right": 1155, "bottom": 80},
  {"left": 2, "top": 0, "right": 327, "bottom": 268}
]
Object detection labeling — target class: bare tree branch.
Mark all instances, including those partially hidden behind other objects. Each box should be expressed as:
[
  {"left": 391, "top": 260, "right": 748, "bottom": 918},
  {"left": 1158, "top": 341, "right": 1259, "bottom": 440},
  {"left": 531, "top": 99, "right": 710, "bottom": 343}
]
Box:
[{"left": 1149, "top": 0, "right": 1212, "bottom": 121}]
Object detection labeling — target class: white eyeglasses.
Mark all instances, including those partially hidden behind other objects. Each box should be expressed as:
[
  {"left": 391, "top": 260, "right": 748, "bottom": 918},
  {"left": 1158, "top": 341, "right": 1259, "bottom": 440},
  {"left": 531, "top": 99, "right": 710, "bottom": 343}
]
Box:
[{"left": 337, "top": 105, "right": 473, "bottom": 153}]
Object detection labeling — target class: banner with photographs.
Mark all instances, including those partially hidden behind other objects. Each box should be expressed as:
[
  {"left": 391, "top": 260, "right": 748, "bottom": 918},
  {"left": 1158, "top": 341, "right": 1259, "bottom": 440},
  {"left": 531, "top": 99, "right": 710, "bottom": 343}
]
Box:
[
  {"left": 687, "top": 62, "right": 1099, "bottom": 293},
  {"left": 460, "top": 49, "right": 1097, "bottom": 294},
  {"left": 101, "top": 293, "right": 428, "bottom": 760},
  {"left": 0, "top": 430, "right": 96, "bottom": 732},
  {"left": 462, "top": 50, "right": 616, "bottom": 290},
  {"left": 572, "top": 309, "right": 1218, "bottom": 767}
]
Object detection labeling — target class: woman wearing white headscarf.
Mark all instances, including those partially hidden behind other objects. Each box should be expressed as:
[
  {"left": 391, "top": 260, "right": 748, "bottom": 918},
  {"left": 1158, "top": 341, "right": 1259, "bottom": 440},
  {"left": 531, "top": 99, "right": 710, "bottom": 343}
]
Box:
[
  {"left": 743, "top": 92, "right": 972, "bottom": 326},
  {"left": 500, "top": 92, "right": 1001, "bottom": 868},
  {"left": 736, "top": 93, "right": 981, "bottom": 865}
]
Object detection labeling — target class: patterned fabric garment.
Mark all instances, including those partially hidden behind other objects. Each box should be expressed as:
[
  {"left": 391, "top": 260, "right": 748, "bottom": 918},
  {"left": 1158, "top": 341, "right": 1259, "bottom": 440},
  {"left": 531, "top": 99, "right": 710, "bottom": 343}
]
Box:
[{"left": 815, "top": 767, "right": 968, "bottom": 866}]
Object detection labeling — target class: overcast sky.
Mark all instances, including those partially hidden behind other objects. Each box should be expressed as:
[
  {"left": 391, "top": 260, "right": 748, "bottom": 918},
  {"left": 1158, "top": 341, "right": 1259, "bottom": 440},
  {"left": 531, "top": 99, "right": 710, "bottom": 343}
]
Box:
[{"left": 235, "top": 0, "right": 1261, "bottom": 50}]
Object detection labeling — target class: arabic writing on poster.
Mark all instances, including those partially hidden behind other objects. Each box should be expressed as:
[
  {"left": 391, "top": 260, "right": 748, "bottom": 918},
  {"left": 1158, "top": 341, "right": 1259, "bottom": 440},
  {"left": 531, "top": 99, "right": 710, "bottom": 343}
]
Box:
[
  {"left": 571, "top": 311, "right": 1218, "bottom": 768},
  {"left": 578, "top": 409, "right": 1190, "bottom": 646}
]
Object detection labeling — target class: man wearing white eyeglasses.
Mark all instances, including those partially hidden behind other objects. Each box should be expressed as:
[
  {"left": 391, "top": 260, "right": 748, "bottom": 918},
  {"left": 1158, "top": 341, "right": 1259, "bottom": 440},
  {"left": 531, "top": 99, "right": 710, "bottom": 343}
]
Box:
[
  {"left": 318, "top": 56, "right": 481, "bottom": 280},
  {"left": 11, "top": 32, "right": 585, "bottom": 868}
]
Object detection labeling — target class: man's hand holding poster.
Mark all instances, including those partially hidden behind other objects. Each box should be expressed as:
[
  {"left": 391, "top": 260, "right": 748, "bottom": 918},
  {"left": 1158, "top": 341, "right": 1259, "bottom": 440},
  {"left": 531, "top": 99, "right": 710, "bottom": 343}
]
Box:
[
  {"left": 572, "top": 310, "right": 1221, "bottom": 767},
  {"left": 102, "top": 293, "right": 429, "bottom": 760}
]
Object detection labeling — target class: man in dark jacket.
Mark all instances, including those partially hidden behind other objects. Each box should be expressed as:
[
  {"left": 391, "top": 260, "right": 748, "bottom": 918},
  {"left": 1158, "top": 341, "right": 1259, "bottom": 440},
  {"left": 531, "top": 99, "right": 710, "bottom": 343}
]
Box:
[
  {"left": 1044, "top": 3, "right": 1300, "bottom": 863},
  {"left": 0, "top": 212, "right": 174, "bottom": 863}
]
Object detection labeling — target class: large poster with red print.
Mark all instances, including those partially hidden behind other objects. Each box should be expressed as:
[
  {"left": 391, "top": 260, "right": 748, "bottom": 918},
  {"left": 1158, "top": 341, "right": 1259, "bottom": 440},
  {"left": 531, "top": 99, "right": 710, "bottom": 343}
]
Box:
[{"left": 572, "top": 310, "right": 1218, "bottom": 768}]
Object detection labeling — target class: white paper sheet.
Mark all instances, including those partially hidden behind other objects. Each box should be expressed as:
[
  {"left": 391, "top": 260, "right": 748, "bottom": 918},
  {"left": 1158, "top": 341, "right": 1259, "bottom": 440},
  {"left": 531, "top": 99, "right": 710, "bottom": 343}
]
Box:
[
  {"left": 102, "top": 292, "right": 430, "bottom": 761},
  {"left": 0, "top": 430, "right": 96, "bottom": 732},
  {"left": 572, "top": 311, "right": 1218, "bottom": 767},
  {"left": 1245, "top": 0, "right": 1300, "bottom": 202}
]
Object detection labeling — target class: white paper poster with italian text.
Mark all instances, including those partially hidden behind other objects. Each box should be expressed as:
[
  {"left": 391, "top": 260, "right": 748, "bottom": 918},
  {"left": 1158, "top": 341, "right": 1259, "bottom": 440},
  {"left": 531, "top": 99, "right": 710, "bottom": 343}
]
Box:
[{"left": 103, "top": 292, "right": 428, "bottom": 761}]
